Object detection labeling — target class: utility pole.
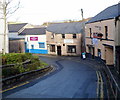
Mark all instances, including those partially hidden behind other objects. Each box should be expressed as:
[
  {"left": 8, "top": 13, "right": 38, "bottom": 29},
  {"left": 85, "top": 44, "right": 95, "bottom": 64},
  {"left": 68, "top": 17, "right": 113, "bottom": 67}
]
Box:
[{"left": 81, "top": 9, "right": 85, "bottom": 54}]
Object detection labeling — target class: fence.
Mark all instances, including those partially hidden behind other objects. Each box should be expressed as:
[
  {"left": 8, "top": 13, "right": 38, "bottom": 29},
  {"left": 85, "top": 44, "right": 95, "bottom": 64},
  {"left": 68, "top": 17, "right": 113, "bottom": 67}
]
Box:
[{"left": 99, "top": 59, "right": 120, "bottom": 99}]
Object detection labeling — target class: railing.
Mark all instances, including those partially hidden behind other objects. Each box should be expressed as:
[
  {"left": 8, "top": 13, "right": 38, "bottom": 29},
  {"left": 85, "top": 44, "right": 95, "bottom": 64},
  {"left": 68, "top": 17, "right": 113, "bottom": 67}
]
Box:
[{"left": 99, "top": 59, "right": 120, "bottom": 99}]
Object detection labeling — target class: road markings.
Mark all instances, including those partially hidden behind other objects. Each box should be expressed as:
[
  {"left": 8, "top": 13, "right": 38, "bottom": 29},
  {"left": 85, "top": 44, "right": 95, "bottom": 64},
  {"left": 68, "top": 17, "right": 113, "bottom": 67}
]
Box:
[
  {"left": 99, "top": 71, "right": 104, "bottom": 99},
  {"left": 96, "top": 71, "right": 99, "bottom": 98},
  {"left": 0, "top": 81, "right": 29, "bottom": 93},
  {"left": 96, "top": 71, "right": 104, "bottom": 99}
]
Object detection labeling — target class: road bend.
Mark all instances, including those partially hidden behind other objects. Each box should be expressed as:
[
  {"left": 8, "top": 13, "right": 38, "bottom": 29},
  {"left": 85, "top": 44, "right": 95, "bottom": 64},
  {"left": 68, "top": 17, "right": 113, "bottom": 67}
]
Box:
[{"left": 2, "top": 56, "right": 106, "bottom": 98}]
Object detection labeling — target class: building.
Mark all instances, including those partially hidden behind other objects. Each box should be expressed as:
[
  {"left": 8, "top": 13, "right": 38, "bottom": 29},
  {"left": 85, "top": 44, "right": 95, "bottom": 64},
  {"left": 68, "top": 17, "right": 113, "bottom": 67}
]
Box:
[
  {"left": 46, "top": 22, "right": 85, "bottom": 56},
  {"left": 19, "top": 28, "right": 48, "bottom": 54},
  {"left": 85, "top": 3, "right": 120, "bottom": 73},
  {"left": 8, "top": 23, "right": 33, "bottom": 53}
]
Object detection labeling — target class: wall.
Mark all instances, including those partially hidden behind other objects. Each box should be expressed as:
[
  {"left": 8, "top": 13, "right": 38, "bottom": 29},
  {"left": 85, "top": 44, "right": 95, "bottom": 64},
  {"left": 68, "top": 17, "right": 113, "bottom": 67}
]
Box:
[
  {"left": 25, "top": 35, "right": 48, "bottom": 54},
  {"left": 85, "top": 19, "right": 115, "bottom": 65},
  {"left": 46, "top": 31, "right": 81, "bottom": 56},
  {"left": 0, "top": 7, "right": 9, "bottom": 53},
  {"left": 9, "top": 39, "right": 25, "bottom": 53}
]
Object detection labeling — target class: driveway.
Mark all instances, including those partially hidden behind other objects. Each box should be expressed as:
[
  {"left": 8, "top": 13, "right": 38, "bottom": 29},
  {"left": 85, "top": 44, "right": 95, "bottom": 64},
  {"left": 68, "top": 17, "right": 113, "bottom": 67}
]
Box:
[{"left": 3, "top": 56, "right": 99, "bottom": 98}]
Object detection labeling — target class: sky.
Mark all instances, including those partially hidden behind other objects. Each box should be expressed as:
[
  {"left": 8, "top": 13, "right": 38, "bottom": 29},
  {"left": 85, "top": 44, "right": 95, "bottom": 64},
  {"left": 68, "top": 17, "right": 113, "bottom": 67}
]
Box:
[{"left": 8, "top": 0, "right": 120, "bottom": 25}]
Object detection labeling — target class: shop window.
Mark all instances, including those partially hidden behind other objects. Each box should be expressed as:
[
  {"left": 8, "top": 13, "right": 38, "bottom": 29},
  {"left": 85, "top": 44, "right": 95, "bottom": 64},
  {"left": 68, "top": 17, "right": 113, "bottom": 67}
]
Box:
[
  {"left": 62, "top": 34, "right": 65, "bottom": 38},
  {"left": 73, "top": 34, "right": 76, "bottom": 38},
  {"left": 39, "top": 42, "right": 45, "bottom": 48},
  {"left": 50, "top": 45, "right": 55, "bottom": 52},
  {"left": 67, "top": 45, "right": 76, "bottom": 53}
]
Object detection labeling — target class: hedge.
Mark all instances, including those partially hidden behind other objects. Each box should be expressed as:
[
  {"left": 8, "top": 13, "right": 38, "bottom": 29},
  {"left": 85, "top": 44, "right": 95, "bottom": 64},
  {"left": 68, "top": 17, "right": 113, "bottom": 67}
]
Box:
[{"left": 2, "top": 53, "right": 48, "bottom": 78}]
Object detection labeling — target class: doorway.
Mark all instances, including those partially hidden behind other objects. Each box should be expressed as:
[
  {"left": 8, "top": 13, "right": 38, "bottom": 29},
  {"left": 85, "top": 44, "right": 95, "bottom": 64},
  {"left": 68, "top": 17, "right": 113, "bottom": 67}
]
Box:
[
  {"left": 92, "top": 47, "right": 95, "bottom": 59},
  {"left": 57, "top": 46, "right": 61, "bottom": 56}
]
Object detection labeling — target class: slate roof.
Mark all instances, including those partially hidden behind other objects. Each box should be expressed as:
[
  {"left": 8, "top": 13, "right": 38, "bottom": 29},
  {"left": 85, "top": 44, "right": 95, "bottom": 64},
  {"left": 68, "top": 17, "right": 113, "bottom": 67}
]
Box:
[
  {"left": 46, "top": 22, "right": 85, "bottom": 34},
  {"left": 8, "top": 23, "right": 28, "bottom": 32},
  {"left": 19, "top": 28, "right": 46, "bottom": 35},
  {"left": 87, "top": 3, "right": 120, "bottom": 24}
]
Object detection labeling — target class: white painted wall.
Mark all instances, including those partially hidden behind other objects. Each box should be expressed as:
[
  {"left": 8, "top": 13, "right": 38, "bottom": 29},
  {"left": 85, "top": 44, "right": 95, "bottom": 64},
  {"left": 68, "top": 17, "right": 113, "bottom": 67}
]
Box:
[
  {"left": 25, "top": 35, "right": 47, "bottom": 50},
  {"left": 0, "top": 1, "right": 9, "bottom": 53}
]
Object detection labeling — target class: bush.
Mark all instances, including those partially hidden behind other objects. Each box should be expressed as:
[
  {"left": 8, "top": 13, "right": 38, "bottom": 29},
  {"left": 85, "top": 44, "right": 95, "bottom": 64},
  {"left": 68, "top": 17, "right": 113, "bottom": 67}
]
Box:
[
  {"left": 2, "top": 53, "right": 32, "bottom": 65},
  {"left": 2, "top": 53, "right": 48, "bottom": 78},
  {"left": 2, "top": 67, "right": 20, "bottom": 78}
]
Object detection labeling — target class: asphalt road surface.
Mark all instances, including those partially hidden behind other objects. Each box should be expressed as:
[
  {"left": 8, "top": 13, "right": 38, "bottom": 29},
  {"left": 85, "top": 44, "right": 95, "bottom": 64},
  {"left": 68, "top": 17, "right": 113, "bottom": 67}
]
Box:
[{"left": 2, "top": 56, "right": 105, "bottom": 99}]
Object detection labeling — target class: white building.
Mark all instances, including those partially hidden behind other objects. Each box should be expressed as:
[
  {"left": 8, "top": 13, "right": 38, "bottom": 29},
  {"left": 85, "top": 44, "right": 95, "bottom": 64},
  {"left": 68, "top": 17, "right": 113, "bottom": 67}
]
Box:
[{"left": 19, "top": 28, "right": 48, "bottom": 54}]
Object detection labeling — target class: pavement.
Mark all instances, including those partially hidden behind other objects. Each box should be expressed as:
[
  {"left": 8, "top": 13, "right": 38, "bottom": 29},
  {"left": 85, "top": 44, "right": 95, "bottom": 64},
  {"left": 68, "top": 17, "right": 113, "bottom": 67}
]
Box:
[{"left": 2, "top": 55, "right": 107, "bottom": 99}]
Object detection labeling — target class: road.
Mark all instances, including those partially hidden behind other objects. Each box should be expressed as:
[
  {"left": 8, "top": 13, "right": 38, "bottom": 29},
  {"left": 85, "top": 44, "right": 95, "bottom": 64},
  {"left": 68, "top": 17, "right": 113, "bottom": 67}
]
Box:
[{"left": 2, "top": 56, "right": 106, "bottom": 98}]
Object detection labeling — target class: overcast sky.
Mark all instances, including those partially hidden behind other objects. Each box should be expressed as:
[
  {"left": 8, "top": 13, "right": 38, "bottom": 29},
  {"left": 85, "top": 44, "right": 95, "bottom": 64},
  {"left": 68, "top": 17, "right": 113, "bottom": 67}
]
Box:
[{"left": 8, "top": 0, "right": 120, "bottom": 25}]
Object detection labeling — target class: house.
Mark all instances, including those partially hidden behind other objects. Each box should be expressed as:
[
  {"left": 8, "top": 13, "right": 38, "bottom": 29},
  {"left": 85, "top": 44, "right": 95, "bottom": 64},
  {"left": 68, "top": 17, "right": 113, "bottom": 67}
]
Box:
[
  {"left": 46, "top": 22, "right": 85, "bottom": 56},
  {"left": 8, "top": 23, "right": 33, "bottom": 53},
  {"left": 19, "top": 28, "right": 48, "bottom": 54},
  {"left": 85, "top": 3, "right": 120, "bottom": 74}
]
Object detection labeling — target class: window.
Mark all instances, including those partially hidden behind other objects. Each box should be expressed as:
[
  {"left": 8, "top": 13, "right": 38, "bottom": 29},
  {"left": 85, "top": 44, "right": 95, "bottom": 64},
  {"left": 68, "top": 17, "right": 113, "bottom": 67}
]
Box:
[
  {"left": 51, "top": 33, "right": 54, "bottom": 39},
  {"left": 39, "top": 42, "right": 45, "bottom": 48},
  {"left": 73, "top": 34, "right": 76, "bottom": 38},
  {"left": 89, "top": 28, "right": 92, "bottom": 38},
  {"left": 67, "top": 45, "right": 76, "bottom": 53},
  {"left": 62, "top": 34, "right": 65, "bottom": 38},
  {"left": 105, "top": 26, "right": 108, "bottom": 39},
  {"left": 50, "top": 45, "right": 55, "bottom": 52}
]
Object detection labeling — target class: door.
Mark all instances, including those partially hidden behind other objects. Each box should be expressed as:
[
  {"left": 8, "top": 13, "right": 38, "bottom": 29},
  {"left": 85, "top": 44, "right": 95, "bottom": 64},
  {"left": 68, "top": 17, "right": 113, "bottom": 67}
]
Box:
[
  {"left": 25, "top": 42, "right": 29, "bottom": 53},
  {"left": 57, "top": 46, "right": 61, "bottom": 56}
]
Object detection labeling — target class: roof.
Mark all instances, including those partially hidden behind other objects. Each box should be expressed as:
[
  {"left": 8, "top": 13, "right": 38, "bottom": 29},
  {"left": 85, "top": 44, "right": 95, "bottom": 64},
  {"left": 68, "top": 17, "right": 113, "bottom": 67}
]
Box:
[
  {"left": 87, "top": 3, "right": 120, "bottom": 24},
  {"left": 46, "top": 22, "right": 85, "bottom": 34},
  {"left": 19, "top": 28, "right": 46, "bottom": 35},
  {"left": 8, "top": 23, "right": 28, "bottom": 32}
]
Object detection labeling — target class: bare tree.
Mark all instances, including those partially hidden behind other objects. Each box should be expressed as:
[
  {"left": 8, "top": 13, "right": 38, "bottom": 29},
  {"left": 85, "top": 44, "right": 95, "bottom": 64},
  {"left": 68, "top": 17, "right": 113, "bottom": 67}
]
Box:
[{"left": 0, "top": 0, "right": 20, "bottom": 54}]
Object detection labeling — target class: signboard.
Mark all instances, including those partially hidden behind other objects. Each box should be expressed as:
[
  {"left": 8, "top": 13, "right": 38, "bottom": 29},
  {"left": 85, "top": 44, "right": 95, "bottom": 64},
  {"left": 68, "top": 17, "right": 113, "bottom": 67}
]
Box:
[
  {"left": 30, "top": 37, "right": 38, "bottom": 41},
  {"left": 64, "top": 39, "right": 73, "bottom": 43},
  {"left": 92, "top": 38, "right": 98, "bottom": 45}
]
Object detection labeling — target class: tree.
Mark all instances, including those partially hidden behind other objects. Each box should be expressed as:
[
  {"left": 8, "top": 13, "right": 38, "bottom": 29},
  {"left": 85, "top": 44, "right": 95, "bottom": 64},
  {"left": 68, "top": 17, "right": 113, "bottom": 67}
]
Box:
[{"left": 0, "top": 0, "right": 20, "bottom": 54}]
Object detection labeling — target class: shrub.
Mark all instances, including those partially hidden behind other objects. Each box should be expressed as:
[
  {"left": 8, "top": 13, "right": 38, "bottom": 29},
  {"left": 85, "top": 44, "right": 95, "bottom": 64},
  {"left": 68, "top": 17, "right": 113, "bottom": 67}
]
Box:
[
  {"left": 2, "top": 53, "right": 48, "bottom": 78},
  {"left": 2, "top": 53, "right": 32, "bottom": 65},
  {"left": 2, "top": 67, "right": 20, "bottom": 78}
]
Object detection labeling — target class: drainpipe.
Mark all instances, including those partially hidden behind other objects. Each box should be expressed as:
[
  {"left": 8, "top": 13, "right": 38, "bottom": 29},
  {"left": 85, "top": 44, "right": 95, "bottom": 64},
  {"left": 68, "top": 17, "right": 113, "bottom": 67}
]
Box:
[{"left": 114, "top": 2, "right": 120, "bottom": 75}]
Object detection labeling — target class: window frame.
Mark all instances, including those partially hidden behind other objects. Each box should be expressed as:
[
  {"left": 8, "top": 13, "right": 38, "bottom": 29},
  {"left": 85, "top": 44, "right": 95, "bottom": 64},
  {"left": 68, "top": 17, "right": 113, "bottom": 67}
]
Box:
[
  {"left": 105, "top": 26, "right": 108, "bottom": 39},
  {"left": 73, "top": 34, "right": 77, "bottom": 38},
  {"left": 39, "top": 42, "right": 45, "bottom": 48},
  {"left": 50, "top": 45, "right": 55, "bottom": 52},
  {"left": 67, "top": 45, "right": 76, "bottom": 53},
  {"left": 62, "top": 34, "right": 65, "bottom": 38}
]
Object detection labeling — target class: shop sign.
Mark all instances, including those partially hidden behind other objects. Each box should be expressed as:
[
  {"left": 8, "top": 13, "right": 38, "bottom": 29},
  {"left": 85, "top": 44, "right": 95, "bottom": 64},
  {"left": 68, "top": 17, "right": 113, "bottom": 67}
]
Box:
[
  {"left": 64, "top": 39, "right": 73, "bottom": 43},
  {"left": 30, "top": 37, "right": 38, "bottom": 41},
  {"left": 92, "top": 38, "right": 98, "bottom": 45}
]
